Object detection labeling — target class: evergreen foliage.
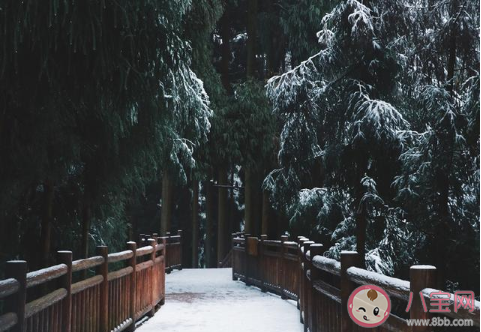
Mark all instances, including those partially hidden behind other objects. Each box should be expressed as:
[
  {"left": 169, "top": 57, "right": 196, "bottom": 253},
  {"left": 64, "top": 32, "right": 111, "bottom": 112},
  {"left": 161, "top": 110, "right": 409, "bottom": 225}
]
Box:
[{"left": 265, "top": 0, "right": 479, "bottom": 290}]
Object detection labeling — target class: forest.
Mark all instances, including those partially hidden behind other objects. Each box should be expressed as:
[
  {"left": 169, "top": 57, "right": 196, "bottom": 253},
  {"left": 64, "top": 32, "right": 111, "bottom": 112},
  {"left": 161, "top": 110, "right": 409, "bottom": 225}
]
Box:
[{"left": 0, "top": 0, "right": 479, "bottom": 296}]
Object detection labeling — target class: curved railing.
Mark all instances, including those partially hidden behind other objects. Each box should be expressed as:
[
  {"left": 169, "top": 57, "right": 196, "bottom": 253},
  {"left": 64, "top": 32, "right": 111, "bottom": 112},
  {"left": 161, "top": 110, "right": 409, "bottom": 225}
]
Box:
[{"left": 232, "top": 234, "right": 480, "bottom": 332}]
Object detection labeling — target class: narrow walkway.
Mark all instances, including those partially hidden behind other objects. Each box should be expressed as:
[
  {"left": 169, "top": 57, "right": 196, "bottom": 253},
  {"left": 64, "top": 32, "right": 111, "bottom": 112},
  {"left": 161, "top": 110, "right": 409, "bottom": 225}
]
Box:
[{"left": 139, "top": 268, "right": 304, "bottom": 332}]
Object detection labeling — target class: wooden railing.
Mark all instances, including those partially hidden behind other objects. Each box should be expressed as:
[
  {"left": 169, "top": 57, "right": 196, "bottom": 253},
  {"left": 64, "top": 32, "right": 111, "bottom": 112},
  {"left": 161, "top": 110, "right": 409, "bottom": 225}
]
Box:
[
  {"left": 0, "top": 232, "right": 182, "bottom": 332},
  {"left": 139, "top": 230, "right": 183, "bottom": 273},
  {"left": 232, "top": 234, "right": 481, "bottom": 332}
]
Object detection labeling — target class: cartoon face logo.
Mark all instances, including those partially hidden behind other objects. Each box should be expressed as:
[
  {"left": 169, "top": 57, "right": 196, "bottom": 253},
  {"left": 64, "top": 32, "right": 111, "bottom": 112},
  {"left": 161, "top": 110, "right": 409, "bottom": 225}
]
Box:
[{"left": 348, "top": 285, "right": 391, "bottom": 328}]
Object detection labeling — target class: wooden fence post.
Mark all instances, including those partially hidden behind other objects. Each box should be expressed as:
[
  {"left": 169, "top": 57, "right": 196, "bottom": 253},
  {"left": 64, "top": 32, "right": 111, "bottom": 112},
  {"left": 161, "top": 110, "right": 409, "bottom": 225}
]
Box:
[
  {"left": 148, "top": 238, "right": 157, "bottom": 317},
  {"left": 244, "top": 234, "right": 251, "bottom": 286},
  {"left": 57, "top": 251, "right": 73, "bottom": 332},
  {"left": 96, "top": 246, "right": 109, "bottom": 332},
  {"left": 280, "top": 235, "right": 288, "bottom": 299},
  {"left": 260, "top": 234, "right": 267, "bottom": 292},
  {"left": 166, "top": 232, "right": 171, "bottom": 273},
  {"left": 410, "top": 265, "right": 436, "bottom": 332},
  {"left": 301, "top": 241, "right": 314, "bottom": 332},
  {"left": 308, "top": 244, "right": 324, "bottom": 332},
  {"left": 297, "top": 237, "right": 308, "bottom": 315},
  {"left": 340, "top": 251, "right": 360, "bottom": 332},
  {"left": 178, "top": 230, "right": 183, "bottom": 270},
  {"left": 5, "top": 261, "right": 27, "bottom": 332},
  {"left": 127, "top": 241, "right": 137, "bottom": 332},
  {"left": 232, "top": 233, "right": 237, "bottom": 281},
  {"left": 160, "top": 237, "right": 167, "bottom": 305}
]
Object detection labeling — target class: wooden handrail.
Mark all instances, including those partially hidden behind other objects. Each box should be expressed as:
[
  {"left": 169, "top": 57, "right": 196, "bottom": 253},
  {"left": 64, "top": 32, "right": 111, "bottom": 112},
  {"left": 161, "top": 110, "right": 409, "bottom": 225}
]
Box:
[
  {"left": 0, "top": 230, "right": 183, "bottom": 332},
  {"left": 347, "top": 266, "right": 410, "bottom": 301},
  {"left": 0, "top": 278, "right": 20, "bottom": 298},
  {"left": 232, "top": 234, "right": 481, "bottom": 332},
  {"left": 26, "top": 263, "right": 68, "bottom": 288},
  {"left": 72, "top": 256, "right": 104, "bottom": 272},
  {"left": 421, "top": 288, "right": 481, "bottom": 326}
]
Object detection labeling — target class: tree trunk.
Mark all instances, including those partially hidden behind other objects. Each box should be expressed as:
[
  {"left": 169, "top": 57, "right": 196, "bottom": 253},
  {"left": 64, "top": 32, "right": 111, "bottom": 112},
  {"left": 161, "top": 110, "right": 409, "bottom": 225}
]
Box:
[
  {"left": 217, "top": 167, "right": 228, "bottom": 265},
  {"left": 244, "top": 168, "right": 253, "bottom": 234},
  {"left": 81, "top": 202, "right": 91, "bottom": 259},
  {"left": 246, "top": 0, "right": 258, "bottom": 78},
  {"left": 40, "top": 181, "right": 54, "bottom": 268},
  {"left": 161, "top": 172, "right": 174, "bottom": 235},
  {"left": 446, "top": 0, "right": 458, "bottom": 96},
  {"left": 191, "top": 180, "right": 199, "bottom": 268},
  {"left": 205, "top": 176, "right": 215, "bottom": 267},
  {"left": 261, "top": 190, "right": 271, "bottom": 235},
  {"left": 355, "top": 210, "right": 367, "bottom": 268},
  {"left": 179, "top": 185, "right": 192, "bottom": 267},
  {"left": 354, "top": 154, "right": 368, "bottom": 268},
  {"left": 252, "top": 171, "right": 262, "bottom": 236},
  {"left": 435, "top": 4, "right": 458, "bottom": 285},
  {"left": 244, "top": 167, "right": 262, "bottom": 235},
  {"left": 219, "top": 5, "right": 232, "bottom": 94}
]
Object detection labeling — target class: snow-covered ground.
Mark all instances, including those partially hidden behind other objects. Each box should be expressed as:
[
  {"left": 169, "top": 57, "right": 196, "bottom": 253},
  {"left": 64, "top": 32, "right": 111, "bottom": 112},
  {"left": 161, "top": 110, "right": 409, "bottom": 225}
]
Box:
[{"left": 138, "top": 268, "right": 304, "bottom": 332}]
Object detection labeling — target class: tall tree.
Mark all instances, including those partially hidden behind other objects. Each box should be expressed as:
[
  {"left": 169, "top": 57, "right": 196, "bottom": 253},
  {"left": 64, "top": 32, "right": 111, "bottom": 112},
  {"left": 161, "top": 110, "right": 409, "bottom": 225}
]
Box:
[
  {"left": 0, "top": 0, "right": 212, "bottom": 263},
  {"left": 265, "top": 0, "right": 479, "bottom": 290}
]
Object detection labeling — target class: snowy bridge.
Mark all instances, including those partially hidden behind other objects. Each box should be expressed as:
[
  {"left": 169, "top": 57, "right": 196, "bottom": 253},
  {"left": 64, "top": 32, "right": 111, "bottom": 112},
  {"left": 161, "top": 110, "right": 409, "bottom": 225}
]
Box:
[
  {"left": 0, "top": 232, "right": 479, "bottom": 332},
  {"left": 138, "top": 268, "right": 303, "bottom": 332}
]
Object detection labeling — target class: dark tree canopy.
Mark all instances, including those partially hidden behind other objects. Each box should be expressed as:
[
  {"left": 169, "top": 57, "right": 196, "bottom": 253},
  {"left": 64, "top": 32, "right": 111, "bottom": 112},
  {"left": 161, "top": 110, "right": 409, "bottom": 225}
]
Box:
[{"left": 0, "top": 0, "right": 478, "bottom": 295}]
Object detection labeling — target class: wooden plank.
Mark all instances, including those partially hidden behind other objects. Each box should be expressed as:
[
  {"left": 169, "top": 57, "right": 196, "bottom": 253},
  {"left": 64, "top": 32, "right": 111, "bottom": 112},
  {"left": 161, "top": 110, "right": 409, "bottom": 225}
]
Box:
[
  {"left": 136, "top": 260, "right": 154, "bottom": 272},
  {"left": 347, "top": 266, "right": 410, "bottom": 301},
  {"left": 247, "top": 237, "right": 258, "bottom": 256},
  {"left": 312, "top": 256, "right": 341, "bottom": 277},
  {"left": 108, "top": 267, "right": 133, "bottom": 282},
  {"left": 313, "top": 280, "right": 341, "bottom": 304},
  {"left": 421, "top": 288, "right": 480, "bottom": 326},
  {"left": 0, "top": 312, "right": 18, "bottom": 332},
  {"left": 71, "top": 275, "right": 103, "bottom": 295},
  {"left": 108, "top": 251, "right": 134, "bottom": 264},
  {"left": 5, "top": 261, "right": 27, "bottom": 332},
  {"left": 136, "top": 246, "right": 154, "bottom": 257},
  {"left": 0, "top": 278, "right": 20, "bottom": 299},
  {"left": 25, "top": 288, "right": 67, "bottom": 319},
  {"left": 97, "top": 246, "right": 109, "bottom": 332},
  {"left": 26, "top": 264, "right": 68, "bottom": 289},
  {"left": 57, "top": 251, "right": 72, "bottom": 332},
  {"left": 72, "top": 256, "right": 105, "bottom": 273}
]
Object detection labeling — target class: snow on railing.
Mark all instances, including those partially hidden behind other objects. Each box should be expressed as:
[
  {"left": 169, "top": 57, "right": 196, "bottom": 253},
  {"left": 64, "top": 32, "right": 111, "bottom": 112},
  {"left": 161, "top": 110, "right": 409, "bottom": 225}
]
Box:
[
  {"left": 0, "top": 231, "right": 180, "bottom": 332},
  {"left": 232, "top": 234, "right": 480, "bottom": 332}
]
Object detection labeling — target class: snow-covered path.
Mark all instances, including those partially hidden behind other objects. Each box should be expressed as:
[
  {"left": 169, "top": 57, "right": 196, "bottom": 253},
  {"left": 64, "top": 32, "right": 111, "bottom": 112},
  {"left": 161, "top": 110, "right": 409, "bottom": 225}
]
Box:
[{"left": 138, "top": 268, "right": 304, "bottom": 332}]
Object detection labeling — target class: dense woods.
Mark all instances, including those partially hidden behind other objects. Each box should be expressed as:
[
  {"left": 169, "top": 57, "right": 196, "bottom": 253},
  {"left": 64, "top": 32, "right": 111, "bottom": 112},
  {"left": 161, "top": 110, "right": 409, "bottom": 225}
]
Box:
[{"left": 0, "top": 0, "right": 479, "bottom": 296}]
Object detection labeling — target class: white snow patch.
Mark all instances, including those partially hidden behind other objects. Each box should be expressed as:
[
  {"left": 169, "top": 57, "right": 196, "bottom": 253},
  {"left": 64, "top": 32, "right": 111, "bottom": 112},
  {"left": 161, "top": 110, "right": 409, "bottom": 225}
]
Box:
[
  {"left": 139, "top": 269, "right": 303, "bottom": 332},
  {"left": 410, "top": 265, "right": 436, "bottom": 270}
]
